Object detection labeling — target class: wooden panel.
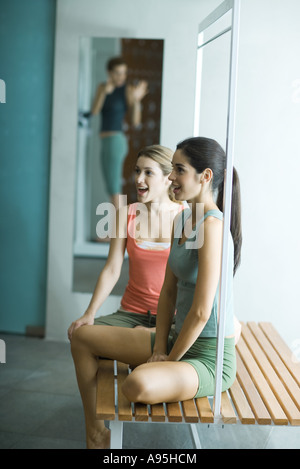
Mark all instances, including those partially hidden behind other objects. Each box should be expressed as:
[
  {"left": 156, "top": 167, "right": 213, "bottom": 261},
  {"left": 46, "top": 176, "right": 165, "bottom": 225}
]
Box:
[
  {"left": 229, "top": 379, "right": 255, "bottom": 424},
  {"left": 237, "top": 335, "right": 288, "bottom": 425},
  {"left": 134, "top": 403, "right": 149, "bottom": 421},
  {"left": 195, "top": 397, "right": 214, "bottom": 423},
  {"left": 236, "top": 352, "right": 271, "bottom": 425},
  {"left": 151, "top": 403, "right": 166, "bottom": 422},
  {"left": 221, "top": 392, "right": 237, "bottom": 424},
  {"left": 259, "top": 322, "right": 300, "bottom": 387},
  {"left": 248, "top": 322, "right": 300, "bottom": 412},
  {"left": 121, "top": 38, "right": 163, "bottom": 203},
  {"left": 242, "top": 324, "right": 300, "bottom": 426},
  {"left": 166, "top": 401, "right": 183, "bottom": 422},
  {"left": 96, "top": 359, "right": 115, "bottom": 420},
  {"left": 116, "top": 362, "right": 133, "bottom": 421},
  {"left": 181, "top": 399, "right": 199, "bottom": 423}
]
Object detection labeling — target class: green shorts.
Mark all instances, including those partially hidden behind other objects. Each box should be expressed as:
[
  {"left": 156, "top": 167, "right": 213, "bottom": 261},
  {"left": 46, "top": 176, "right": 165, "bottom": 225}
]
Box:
[
  {"left": 94, "top": 309, "right": 156, "bottom": 328},
  {"left": 151, "top": 332, "right": 236, "bottom": 398}
]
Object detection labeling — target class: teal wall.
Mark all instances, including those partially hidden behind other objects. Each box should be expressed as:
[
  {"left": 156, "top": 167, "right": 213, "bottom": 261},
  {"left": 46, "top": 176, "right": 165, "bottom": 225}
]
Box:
[{"left": 0, "top": 0, "right": 56, "bottom": 333}]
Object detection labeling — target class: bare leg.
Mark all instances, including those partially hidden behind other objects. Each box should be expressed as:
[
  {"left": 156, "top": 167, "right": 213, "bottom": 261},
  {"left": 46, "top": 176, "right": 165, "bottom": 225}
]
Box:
[
  {"left": 70, "top": 325, "right": 152, "bottom": 448},
  {"left": 122, "top": 361, "right": 199, "bottom": 404},
  {"left": 134, "top": 325, "right": 156, "bottom": 332}
]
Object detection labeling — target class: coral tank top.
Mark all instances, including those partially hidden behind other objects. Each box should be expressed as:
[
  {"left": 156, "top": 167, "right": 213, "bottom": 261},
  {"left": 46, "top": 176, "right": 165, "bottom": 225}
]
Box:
[{"left": 120, "top": 203, "right": 172, "bottom": 315}]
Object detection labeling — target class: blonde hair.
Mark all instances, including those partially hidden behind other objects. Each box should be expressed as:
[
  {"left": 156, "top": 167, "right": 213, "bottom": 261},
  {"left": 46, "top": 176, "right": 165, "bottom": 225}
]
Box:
[{"left": 137, "top": 144, "right": 178, "bottom": 202}]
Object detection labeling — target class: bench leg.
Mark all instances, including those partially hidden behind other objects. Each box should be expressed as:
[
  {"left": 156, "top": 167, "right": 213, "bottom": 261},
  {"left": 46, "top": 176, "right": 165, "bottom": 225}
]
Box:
[
  {"left": 109, "top": 420, "right": 123, "bottom": 449},
  {"left": 190, "top": 424, "right": 202, "bottom": 449}
]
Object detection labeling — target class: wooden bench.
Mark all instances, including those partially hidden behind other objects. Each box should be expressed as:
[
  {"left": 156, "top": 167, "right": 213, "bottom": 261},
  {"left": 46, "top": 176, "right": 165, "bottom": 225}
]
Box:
[{"left": 96, "top": 322, "right": 300, "bottom": 449}]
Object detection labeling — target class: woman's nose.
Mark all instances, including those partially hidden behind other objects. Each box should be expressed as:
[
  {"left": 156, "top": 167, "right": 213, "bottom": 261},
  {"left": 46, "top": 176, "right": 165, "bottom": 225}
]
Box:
[
  {"left": 168, "top": 170, "right": 175, "bottom": 181},
  {"left": 136, "top": 173, "right": 144, "bottom": 184}
]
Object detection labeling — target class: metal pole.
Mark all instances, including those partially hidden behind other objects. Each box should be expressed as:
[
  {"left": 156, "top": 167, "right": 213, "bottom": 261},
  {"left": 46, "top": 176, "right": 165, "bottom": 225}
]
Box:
[
  {"left": 213, "top": 0, "right": 241, "bottom": 420},
  {"left": 197, "top": 26, "right": 231, "bottom": 50}
]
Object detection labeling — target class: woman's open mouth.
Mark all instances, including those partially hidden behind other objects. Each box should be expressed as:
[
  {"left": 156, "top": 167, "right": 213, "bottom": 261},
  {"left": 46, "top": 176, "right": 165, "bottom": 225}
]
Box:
[
  {"left": 137, "top": 186, "right": 149, "bottom": 196},
  {"left": 172, "top": 185, "right": 181, "bottom": 194}
]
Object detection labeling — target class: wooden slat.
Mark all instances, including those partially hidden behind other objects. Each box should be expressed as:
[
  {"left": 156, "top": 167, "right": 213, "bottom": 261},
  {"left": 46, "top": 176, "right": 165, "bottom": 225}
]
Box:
[
  {"left": 229, "top": 379, "right": 255, "bottom": 424},
  {"left": 237, "top": 335, "right": 288, "bottom": 425},
  {"left": 96, "top": 359, "right": 115, "bottom": 420},
  {"left": 236, "top": 351, "right": 271, "bottom": 425},
  {"left": 151, "top": 403, "right": 166, "bottom": 422},
  {"left": 195, "top": 397, "right": 214, "bottom": 423},
  {"left": 181, "top": 399, "right": 199, "bottom": 423},
  {"left": 259, "top": 322, "right": 300, "bottom": 387},
  {"left": 242, "top": 324, "right": 300, "bottom": 426},
  {"left": 134, "top": 403, "right": 149, "bottom": 421},
  {"left": 220, "top": 392, "right": 237, "bottom": 423},
  {"left": 248, "top": 322, "right": 300, "bottom": 412},
  {"left": 166, "top": 401, "right": 182, "bottom": 422},
  {"left": 116, "top": 362, "right": 132, "bottom": 421}
]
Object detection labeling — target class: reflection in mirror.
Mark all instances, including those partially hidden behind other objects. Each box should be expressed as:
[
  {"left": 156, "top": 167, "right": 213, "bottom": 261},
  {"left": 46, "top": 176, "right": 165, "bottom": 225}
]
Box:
[
  {"left": 194, "top": 0, "right": 241, "bottom": 418},
  {"left": 74, "top": 37, "right": 164, "bottom": 260},
  {"left": 194, "top": 10, "right": 232, "bottom": 146}
]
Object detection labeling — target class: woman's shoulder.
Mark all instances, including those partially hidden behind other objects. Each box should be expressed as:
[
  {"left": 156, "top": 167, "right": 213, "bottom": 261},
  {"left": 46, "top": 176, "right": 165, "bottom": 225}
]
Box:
[{"left": 203, "top": 209, "right": 223, "bottom": 226}]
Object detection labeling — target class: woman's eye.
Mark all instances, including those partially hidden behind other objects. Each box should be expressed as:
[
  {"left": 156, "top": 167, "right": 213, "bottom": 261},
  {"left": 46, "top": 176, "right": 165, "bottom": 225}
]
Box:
[
  {"left": 145, "top": 171, "right": 152, "bottom": 176},
  {"left": 135, "top": 168, "right": 140, "bottom": 174}
]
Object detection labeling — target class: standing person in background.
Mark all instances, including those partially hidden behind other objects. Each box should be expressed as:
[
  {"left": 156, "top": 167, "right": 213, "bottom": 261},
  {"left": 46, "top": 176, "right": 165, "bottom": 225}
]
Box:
[{"left": 91, "top": 57, "right": 148, "bottom": 209}]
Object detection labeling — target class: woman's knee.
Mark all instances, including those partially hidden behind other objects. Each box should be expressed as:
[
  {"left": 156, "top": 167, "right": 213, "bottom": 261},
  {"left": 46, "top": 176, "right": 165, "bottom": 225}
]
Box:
[
  {"left": 122, "top": 364, "right": 151, "bottom": 403},
  {"left": 70, "top": 325, "right": 91, "bottom": 355}
]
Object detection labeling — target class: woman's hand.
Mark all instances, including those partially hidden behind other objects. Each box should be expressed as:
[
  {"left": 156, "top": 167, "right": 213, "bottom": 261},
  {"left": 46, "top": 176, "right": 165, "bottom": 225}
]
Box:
[
  {"left": 147, "top": 351, "right": 168, "bottom": 363},
  {"left": 104, "top": 78, "right": 115, "bottom": 95},
  {"left": 67, "top": 311, "right": 95, "bottom": 341},
  {"left": 131, "top": 80, "right": 149, "bottom": 102}
]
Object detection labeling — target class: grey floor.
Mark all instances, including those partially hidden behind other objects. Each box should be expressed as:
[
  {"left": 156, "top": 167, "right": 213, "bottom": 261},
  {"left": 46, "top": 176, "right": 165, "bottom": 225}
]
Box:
[{"left": 0, "top": 332, "right": 300, "bottom": 450}]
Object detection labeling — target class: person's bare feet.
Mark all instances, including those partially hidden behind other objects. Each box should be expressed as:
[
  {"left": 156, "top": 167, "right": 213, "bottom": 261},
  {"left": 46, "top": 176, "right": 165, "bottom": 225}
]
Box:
[{"left": 87, "top": 426, "right": 110, "bottom": 449}]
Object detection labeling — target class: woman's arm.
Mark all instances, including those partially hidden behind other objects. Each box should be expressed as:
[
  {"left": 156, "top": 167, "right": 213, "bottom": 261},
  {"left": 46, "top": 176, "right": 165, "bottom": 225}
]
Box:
[
  {"left": 148, "top": 218, "right": 178, "bottom": 361},
  {"left": 168, "top": 216, "right": 223, "bottom": 361},
  {"left": 67, "top": 206, "right": 128, "bottom": 339},
  {"left": 149, "top": 262, "right": 178, "bottom": 360},
  {"left": 91, "top": 80, "right": 114, "bottom": 116}
]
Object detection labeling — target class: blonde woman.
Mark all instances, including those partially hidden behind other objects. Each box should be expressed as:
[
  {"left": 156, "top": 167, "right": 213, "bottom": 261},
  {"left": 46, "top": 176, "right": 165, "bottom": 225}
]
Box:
[{"left": 68, "top": 144, "right": 182, "bottom": 338}]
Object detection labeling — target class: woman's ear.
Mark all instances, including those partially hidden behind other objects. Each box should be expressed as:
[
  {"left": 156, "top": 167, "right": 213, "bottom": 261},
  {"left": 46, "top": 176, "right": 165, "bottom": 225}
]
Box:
[{"left": 201, "top": 168, "right": 213, "bottom": 184}]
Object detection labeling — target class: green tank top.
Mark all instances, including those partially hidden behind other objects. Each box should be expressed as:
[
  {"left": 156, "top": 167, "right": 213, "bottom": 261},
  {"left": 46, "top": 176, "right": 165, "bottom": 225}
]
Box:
[{"left": 168, "top": 208, "right": 234, "bottom": 338}]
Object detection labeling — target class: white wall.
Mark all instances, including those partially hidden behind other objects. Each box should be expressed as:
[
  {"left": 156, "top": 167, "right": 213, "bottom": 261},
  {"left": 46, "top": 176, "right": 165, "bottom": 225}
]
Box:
[
  {"left": 234, "top": 0, "right": 300, "bottom": 347},
  {"left": 46, "top": 0, "right": 300, "bottom": 349}
]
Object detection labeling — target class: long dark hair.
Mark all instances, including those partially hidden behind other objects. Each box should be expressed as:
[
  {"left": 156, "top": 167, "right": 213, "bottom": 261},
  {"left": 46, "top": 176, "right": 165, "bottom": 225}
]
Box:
[{"left": 176, "top": 137, "right": 242, "bottom": 275}]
